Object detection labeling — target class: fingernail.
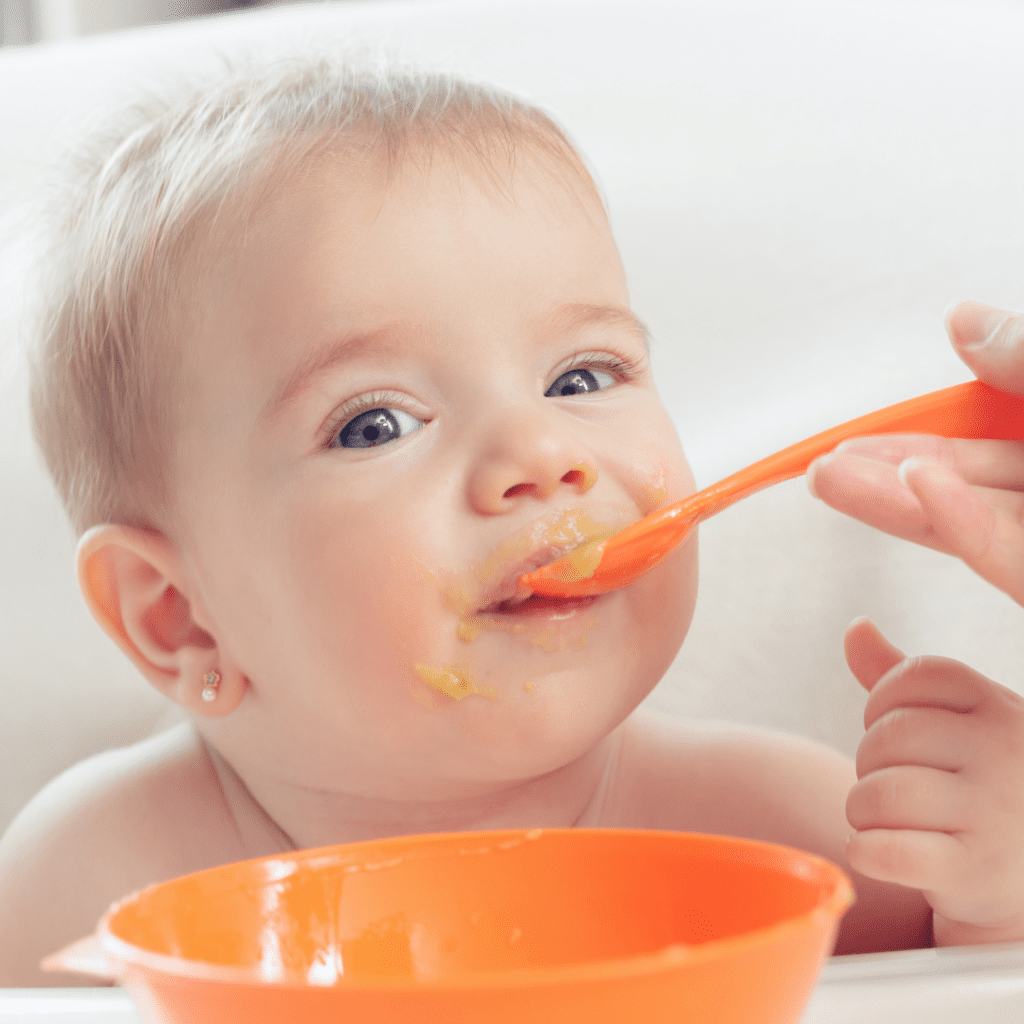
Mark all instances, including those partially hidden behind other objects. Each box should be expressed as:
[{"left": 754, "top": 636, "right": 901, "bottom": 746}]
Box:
[
  {"left": 897, "top": 457, "right": 921, "bottom": 486},
  {"left": 956, "top": 303, "right": 1020, "bottom": 349},
  {"left": 942, "top": 298, "right": 964, "bottom": 321},
  {"left": 806, "top": 455, "right": 828, "bottom": 499}
]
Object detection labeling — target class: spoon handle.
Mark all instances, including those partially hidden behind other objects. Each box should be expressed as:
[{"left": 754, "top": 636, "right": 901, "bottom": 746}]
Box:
[
  {"left": 523, "top": 380, "right": 1024, "bottom": 597},
  {"left": 681, "top": 379, "right": 1024, "bottom": 525}
]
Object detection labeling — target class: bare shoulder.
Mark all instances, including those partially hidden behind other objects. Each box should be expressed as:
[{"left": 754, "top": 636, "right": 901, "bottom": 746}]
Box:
[
  {"left": 613, "top": 711, "right": 931, "bottom": 953},
  {"left": 615, "top": 711, "right": 857, "bottom": 847},
  {"left": 0, "top": 723, "right": 242, "bottom": 987}
]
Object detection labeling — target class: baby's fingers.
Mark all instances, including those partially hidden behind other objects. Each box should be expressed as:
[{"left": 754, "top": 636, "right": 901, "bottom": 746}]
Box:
[
  {"left": 846, "top": 827, "right": 964, "bottom": 892},
  {"left": 899, "top": 456, "right": 1024, "bottom": 608},
  {"left": 847, "top": 764, "right": 968, "bottom": 831},
  {"left": 844, "top": 617, "right": 904, "bottom": 694}
]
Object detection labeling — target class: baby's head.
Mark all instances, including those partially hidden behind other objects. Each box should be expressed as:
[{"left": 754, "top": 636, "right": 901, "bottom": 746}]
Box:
[{"left": 28, "top": 53, "right": 698, "bottom": 804}]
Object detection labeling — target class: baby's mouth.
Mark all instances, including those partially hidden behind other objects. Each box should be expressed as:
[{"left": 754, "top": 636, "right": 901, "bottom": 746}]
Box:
[
  {"left": 437, "top": 505, "right": 629, "bottom": 626},
  {"left": 482, "top": 592, "right": 600, "bottom": 616},
  {"left": 474, "top": 544, "right": 603, "bottom": 616}
]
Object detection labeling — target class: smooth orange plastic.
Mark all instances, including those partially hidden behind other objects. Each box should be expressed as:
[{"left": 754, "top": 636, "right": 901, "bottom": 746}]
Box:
[
  {"left": 523, "top": 380, "right": 1024, "bottom": 597},
  {"left": 46, "top": 829, "right": 853, "bottom": 1024}
]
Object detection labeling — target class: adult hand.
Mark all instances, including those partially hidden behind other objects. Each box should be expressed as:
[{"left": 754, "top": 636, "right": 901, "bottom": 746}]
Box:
[{"left": 807, "top": 300, "right": 1024, "bottom": 607}]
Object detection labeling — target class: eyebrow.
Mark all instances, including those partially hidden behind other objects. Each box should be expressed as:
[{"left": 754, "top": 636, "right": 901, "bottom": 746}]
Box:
[
  {"left": 261, "top": 302, "right": 649, "bottom": 424},
  {"left": 261, "top": 326, "right": 401, "bottom": 425},
  {"left": 543, "top": 303, "right": 651, "bottom": 351}
]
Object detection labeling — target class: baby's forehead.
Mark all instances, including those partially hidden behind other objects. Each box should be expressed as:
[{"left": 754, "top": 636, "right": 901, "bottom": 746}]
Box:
[
  {"left": 175, "top": 134, "right": 624, "bottom": 401},
  {"left": 241, "top": 129, "right": 604, "bottom": 235},
  {"left": 186, "top": 135, "right": 609, "bottom": 333}
]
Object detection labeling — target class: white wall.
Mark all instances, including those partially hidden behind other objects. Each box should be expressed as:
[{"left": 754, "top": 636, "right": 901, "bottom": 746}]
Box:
[{"left": 23, "top": 1, "right": 307, "bottom": 42}]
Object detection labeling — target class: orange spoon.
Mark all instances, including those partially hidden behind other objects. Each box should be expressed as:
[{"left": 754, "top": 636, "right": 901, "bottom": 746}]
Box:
[{"left": 520, "top": 380, "right": 1024, "bottom": 598}]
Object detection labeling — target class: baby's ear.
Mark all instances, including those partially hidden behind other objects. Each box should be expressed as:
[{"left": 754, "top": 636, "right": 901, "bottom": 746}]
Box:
[{"left": 75, "top": 525, "right": 242, "bottom": 716}]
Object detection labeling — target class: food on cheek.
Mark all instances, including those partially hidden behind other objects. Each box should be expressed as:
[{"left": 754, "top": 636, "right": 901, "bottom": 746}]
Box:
[
  {"left": 414, "top": 663, "right": 496, "bottom": 701},
  {"left": 639, "top": 461, "right": 669, "bottom": 514}
]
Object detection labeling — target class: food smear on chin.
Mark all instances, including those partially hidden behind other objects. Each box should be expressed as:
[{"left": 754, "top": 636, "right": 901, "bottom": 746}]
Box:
[
  {"left": 574, "top": 614, "right": 598, "bottom": 650},
  {"left": 456, "top": 619, "right": 484, "bottom": 643},
  {"left": 414, "top": 663, "right": 495, "bottom": 701},
  {"left": 529, "top": 614, "right": 598, "bottom": 653}
]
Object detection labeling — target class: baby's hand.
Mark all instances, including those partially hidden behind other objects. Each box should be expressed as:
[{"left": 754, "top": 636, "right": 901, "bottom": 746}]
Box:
[{"left": 844, "top": 617, "right": 1024, "bottom": 946}]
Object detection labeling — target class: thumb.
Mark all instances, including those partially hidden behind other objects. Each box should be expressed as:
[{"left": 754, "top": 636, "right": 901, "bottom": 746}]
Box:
[
  {"left": 844, "top": 617, "right": 905, "bottom": 694},
  {"left": 946, "top": 300, "right": 1024, "bottom": 395}
]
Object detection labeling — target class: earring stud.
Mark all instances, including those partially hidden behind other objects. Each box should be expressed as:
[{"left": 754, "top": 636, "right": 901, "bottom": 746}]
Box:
[{"left": 202, "top": 670, "right": 221, "bottom": 702}]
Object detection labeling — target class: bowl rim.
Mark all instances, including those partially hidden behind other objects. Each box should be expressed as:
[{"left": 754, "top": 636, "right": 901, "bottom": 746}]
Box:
[{"left": 99, "top": 828, "right": 854, "bottom": 990}]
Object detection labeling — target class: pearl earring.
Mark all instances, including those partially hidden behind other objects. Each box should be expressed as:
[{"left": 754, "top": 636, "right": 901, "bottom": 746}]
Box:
[{"left": 201, "top": 670, "right": 221, "bottom": 702}]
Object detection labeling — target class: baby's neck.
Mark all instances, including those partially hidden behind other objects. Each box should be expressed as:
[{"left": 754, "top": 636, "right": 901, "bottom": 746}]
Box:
[{"left": 200, "top": 725, "right": 626, "bottom": 857}]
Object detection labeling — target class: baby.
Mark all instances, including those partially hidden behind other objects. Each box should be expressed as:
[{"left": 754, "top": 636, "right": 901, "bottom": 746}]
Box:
[{"left": 2, "top": 53, "right": 1023, "bottom": 987}]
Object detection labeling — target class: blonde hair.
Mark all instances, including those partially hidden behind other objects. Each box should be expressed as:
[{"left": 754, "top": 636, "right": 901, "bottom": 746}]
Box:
[{"left": 25, "top": 52, "right": 597, "bottom": 536}]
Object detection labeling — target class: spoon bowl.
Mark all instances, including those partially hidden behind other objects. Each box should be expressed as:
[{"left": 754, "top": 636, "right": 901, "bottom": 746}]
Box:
[{"left": 521, "top": 381, "right": 1024, "bottom": 598}]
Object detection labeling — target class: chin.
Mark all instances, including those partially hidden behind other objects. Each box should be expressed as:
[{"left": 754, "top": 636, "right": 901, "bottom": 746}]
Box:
[{"left": 442, "top": 665, "right": 642, "bottom": 781}]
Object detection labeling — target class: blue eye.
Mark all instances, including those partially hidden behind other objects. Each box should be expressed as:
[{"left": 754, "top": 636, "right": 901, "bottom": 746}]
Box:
[
  {"left": 333, "top": 407, "right": 423, "bottom": 449},
  {"left": 545, "top": 366, "right": 616, "bottom": 397}
]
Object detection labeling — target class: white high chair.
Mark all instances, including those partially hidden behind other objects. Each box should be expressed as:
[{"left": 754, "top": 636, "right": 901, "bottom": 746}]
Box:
[{"left": 2, "top": 1, "right": 1024, "bottom": 1018}]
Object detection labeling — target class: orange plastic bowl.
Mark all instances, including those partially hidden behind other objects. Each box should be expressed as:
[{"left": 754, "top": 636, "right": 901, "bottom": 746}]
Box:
[{"left": 52, "top": 829, "right": 853, "bottom": 1024}]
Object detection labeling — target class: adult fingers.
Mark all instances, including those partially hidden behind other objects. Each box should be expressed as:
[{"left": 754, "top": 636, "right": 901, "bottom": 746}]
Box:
[
  {"left": 809, "top": 445, "right": 1024, "bottom": 562},
  {"left": 818, "top": 434, "right": 1024, "bottom": 491},
  {"left": 947, "top": 300, "right": 1024, "bottom": 396},
  {"left": 809, "top": 451, "right": 941, "bottom": 549},
  {"left": 899, "top": 456, "right": 1024, "bottom": 608}
]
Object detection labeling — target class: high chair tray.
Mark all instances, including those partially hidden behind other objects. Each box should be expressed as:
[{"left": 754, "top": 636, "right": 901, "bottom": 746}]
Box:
[
  {"left": 802, "top": 940, "right": 1024, "bottom": 1023},
  {"left": 1, "top": 943, "right": 1022, "bottom": 1024}
]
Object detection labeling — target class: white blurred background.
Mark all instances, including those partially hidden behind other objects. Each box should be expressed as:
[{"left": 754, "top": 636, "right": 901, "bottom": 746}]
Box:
[
  {"left": 0, "top": 0, "right": 314, "bottom": 44},
  {"left": 3, "top": 0, "right": 1024, "bottom": 841}
]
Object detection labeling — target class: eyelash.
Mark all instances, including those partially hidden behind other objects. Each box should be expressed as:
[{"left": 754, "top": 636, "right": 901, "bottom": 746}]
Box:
[{"left": 321, "top": 350, "right": 645, "bottom": 449}]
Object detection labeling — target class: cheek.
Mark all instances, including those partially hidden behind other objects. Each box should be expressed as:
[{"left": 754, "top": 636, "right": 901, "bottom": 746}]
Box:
[
  {"left": 270, "top": 480, "right": 483, "bottom": 719},
  {"left": 628, "top": 408, "right": 695, "bottom": 515},
  {"left": 280, "top": 505, "right": 439, "bottom": 671},
  {"left": 617, "top": 410, "right": 699, "bottom": 688}
]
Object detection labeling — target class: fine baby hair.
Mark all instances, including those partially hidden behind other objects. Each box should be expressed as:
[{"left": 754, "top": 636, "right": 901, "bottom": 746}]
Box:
[{"left": 26, "top": 51, "right": 594, "bottom": 538}]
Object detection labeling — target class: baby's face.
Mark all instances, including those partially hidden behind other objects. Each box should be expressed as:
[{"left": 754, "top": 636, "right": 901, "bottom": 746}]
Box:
[{"left": 172, "top": 145, "right": 697, "bottom": 801}]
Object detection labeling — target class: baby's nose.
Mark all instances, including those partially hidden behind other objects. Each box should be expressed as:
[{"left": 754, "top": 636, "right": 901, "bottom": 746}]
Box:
[
  {"left": 503, "top": 462, "right": 597, "bottom": 500},
  {"left": 466, "top": 412, "right": 597, "bottom": 514}
]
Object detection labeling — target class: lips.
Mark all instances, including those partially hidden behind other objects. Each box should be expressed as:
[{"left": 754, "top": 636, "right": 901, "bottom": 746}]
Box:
[
  {"left": 485, "top": 592, "right": 600, "bottom": 616},
  {"left": 475, "top": 545, "right": 571, "bottom": 614},
  {"left": 460, "top": 506, "right": 632, "bottom": 618}
]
